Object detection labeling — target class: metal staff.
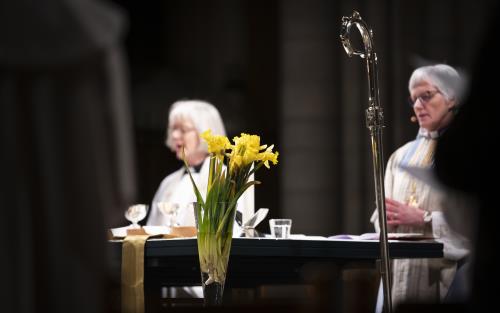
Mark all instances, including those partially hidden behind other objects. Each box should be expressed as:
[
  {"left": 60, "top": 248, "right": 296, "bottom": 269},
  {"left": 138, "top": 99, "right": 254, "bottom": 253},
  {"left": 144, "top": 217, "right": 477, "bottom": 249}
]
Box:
[{"left": 340, "top": 10, "right": 392, "bottom": 313}]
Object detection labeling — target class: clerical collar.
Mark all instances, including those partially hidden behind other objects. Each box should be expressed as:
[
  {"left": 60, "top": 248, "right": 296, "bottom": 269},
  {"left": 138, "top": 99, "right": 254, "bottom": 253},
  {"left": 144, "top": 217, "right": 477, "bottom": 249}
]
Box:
[
  {"left": 417, "top": 128, "right": 445, "bottom": 139},
  {"left": 185, "top": 162, "right": 203, "bottom": 174}
]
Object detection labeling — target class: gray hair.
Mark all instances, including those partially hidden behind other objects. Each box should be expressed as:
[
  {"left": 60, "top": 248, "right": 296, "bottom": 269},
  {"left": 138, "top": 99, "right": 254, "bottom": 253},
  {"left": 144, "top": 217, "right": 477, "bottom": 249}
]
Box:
[
  {"left": 409, "top": 64, "right": 466, "bottom": 105},
  {"left": 165, "top": 100, "right": 226, "bottom": 153}
]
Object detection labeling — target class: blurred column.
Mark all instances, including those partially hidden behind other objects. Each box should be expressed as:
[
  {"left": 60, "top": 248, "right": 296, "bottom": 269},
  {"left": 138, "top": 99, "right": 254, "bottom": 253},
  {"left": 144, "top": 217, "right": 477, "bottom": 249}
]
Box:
[{"left": 279, "top": 0, "right": 339, "bottom": 235}]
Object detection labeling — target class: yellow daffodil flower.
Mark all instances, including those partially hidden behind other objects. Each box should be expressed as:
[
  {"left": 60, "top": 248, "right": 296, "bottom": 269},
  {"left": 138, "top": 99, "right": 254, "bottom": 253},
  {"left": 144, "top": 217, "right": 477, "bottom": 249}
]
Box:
[
  {"left": 201, "top": 129, "right": 230, "bottom": 159},
  {"left": 257, "top": 144, "right": 279, "bottom": 168}
]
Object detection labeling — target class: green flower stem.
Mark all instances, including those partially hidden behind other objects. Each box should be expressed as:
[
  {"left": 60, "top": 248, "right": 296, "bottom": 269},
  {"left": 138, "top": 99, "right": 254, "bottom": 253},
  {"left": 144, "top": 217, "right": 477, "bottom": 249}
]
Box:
[{"left": 197, "top": 230, "right": 233, "bottom": 284}]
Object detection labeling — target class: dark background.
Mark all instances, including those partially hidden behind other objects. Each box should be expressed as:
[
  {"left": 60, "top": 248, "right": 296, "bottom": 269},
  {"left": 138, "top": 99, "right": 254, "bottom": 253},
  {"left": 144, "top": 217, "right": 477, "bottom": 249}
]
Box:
[{"left": 112, "top": 0, "right": 496, "bottom": 236}]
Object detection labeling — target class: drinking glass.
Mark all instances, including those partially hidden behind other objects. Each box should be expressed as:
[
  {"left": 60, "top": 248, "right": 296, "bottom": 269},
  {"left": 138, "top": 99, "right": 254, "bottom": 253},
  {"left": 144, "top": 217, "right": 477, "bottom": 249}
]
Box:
[
  {"left": 157, "top": 202, "right": 180, "bottom": 228},
  {"left": 125, "top": 204, "right": 149, "bottom": 228},
  {"left": 269, "top": 218, "right": 292, "bottom": 239}
]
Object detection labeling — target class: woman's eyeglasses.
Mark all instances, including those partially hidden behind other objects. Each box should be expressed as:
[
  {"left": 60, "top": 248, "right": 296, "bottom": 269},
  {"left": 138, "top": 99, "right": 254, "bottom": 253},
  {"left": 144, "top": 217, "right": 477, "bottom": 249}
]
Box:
[
  {"left": 168, "top": 126, "right": 196, "bottom": 135},
  {"left": 408, "top": 90, "right": 441, "bottom": 107}
]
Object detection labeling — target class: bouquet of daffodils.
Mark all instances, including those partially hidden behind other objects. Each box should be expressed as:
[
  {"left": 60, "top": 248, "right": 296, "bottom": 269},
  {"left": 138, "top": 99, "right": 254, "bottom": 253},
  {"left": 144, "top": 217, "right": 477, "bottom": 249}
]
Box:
[{"left": 184, "top": 129, "right": 278, "bottom": 285}]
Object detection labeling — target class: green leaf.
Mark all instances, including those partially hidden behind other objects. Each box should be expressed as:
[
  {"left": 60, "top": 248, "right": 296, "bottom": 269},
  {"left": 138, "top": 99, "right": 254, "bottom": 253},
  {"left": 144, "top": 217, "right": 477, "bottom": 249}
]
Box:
[{"left": 182, "top": 148, "right": 205, "bottom": 207}]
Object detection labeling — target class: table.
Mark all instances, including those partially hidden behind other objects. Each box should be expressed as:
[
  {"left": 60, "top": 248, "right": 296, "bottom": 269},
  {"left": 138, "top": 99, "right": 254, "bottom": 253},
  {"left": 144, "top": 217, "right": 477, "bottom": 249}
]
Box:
[{"left": 109, "top": 237, "right": 443, "bottom": 310}]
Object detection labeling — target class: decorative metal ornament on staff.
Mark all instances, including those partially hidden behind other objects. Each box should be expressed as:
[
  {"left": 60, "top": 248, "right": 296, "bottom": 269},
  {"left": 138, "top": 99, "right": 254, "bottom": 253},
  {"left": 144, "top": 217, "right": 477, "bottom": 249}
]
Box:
[{"left": 340, "top": 11, "right": 392, "bottom": 313}]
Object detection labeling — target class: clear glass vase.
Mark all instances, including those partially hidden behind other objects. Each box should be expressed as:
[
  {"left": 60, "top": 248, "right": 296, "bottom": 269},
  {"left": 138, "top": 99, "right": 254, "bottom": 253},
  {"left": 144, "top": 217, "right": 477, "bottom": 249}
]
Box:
[{"left": 193, "top": 202, "right": 236, "bottom": 305}]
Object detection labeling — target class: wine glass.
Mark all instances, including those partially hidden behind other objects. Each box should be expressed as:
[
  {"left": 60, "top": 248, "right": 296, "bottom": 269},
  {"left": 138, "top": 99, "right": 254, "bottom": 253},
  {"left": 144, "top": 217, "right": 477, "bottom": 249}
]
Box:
[
  {"left": 125, "top": 204, "right": 149, "bottom": 228},
  {"left": 157, "top": 202, "right": 180, "bottom": 229}
]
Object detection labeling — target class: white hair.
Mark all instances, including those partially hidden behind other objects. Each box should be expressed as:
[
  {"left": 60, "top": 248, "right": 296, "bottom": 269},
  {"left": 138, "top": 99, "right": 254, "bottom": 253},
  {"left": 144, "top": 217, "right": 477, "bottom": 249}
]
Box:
[
  {"left": 409, "top": 64, "right": 467, "bottom": 105},
  {"left": 165, "top": 100, "right": 226, "bottom": 153}
]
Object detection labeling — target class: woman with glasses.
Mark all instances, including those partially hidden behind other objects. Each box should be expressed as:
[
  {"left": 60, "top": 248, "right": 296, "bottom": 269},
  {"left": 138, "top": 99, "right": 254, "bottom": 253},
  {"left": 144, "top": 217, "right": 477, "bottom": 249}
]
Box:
[
  {"left": 146, "top": 99, "right": 254, "bottom": 228},
  {"left": 371, "top": 64, "right": 470, "bottom": 308}
]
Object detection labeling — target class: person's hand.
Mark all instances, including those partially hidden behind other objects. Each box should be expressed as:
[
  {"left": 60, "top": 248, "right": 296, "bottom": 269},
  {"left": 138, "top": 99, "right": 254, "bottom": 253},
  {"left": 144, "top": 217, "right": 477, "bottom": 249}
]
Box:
[{"left": 385, "top": 197, "right": 425, "bottom": 227}]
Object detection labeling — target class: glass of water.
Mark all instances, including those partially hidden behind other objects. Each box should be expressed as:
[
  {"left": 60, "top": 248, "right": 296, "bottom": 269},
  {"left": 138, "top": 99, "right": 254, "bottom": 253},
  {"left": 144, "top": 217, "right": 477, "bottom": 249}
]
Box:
[{"left": 269, "top": 218, "right": 292, "bottom": 239}]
